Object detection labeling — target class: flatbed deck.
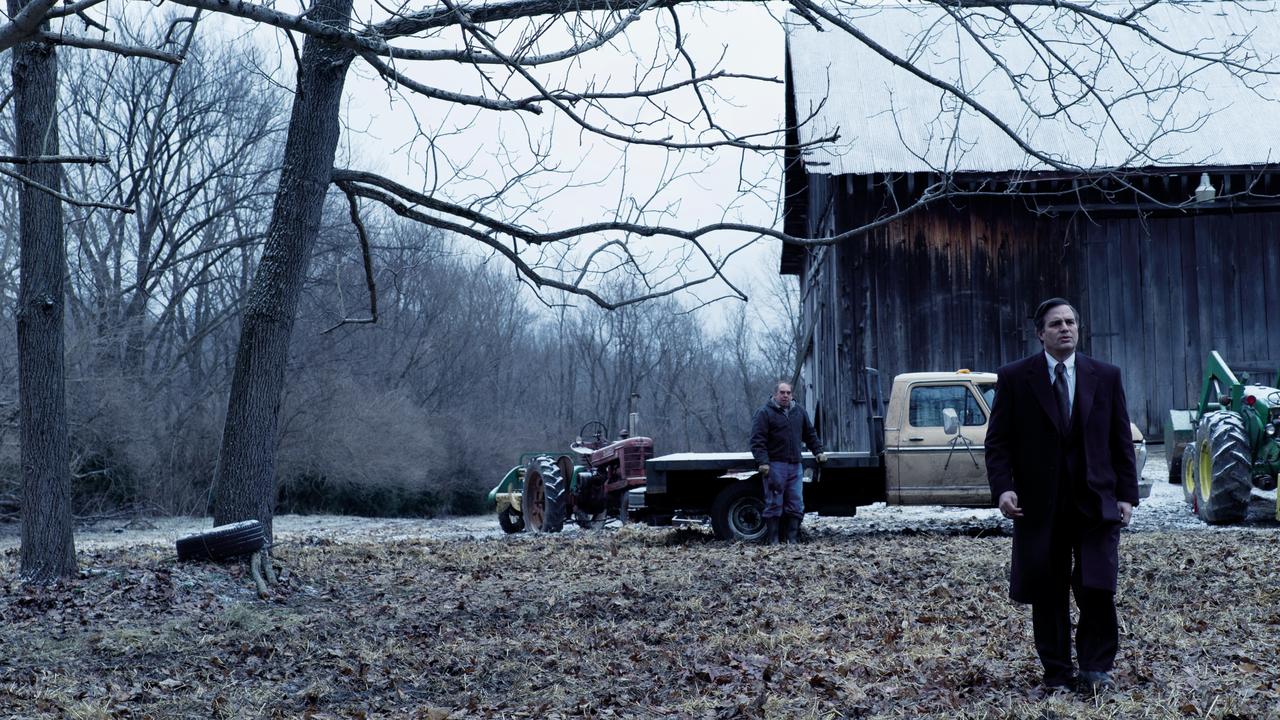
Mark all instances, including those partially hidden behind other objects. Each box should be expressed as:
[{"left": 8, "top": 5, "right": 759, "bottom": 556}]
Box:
[{"left": 647, "top": 451, "right": 880, "bottom": 471}]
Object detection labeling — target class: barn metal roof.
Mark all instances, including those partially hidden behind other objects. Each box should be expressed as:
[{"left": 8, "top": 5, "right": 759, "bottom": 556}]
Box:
[{"left": 787, "top": 0, "right": 1280, "bottom": 175}]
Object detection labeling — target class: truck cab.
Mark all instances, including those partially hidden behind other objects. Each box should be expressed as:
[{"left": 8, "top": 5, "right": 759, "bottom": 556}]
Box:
[
  {"left": 883, "top": 371, "right": 997, "bottom": 506},
  {"left": 882, "top": 370, "right": 1149, "bottom": 505}
]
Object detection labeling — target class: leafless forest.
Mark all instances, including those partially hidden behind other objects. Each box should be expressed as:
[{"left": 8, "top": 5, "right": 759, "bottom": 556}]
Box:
[{"left": 0, "top": 22, "right": 796, "bottom": 525}]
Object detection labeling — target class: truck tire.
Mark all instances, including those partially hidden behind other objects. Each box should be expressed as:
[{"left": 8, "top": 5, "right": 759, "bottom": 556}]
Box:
[
  {"left": 524, "top": 455, "right": 566, "bottom": 533},
  {"left": 1195, "top": 411, "right": 1251, "bottom": 524},
  {"left": 710, "top": 480, "right": 767, "bottom": 542},
  {"left": 1180, "top": 443, "right": 1198, "bottom": 510},
  {"left": 176, "top": 520, "right": 265, "bottom": 562},
  {"left": 498, "top": 506, "right": 525, "bottom": 534}
]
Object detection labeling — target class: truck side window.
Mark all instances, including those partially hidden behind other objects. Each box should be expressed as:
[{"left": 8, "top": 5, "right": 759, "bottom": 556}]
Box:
[
  {"left": 978, "top": 383, "right": 996, "bottom": 410},
  {"left": 908, "top": 385, "right": 987, "bottom": 427}
]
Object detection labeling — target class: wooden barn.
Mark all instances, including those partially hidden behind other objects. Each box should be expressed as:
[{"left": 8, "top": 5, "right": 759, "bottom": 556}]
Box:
[{"left": 781, "top": 1, "right": 1280, "bottom": 452}]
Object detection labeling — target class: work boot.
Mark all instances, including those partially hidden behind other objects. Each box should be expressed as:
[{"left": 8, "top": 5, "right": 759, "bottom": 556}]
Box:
[
  {"left": 784, "top": 515, "right": 801, "bottom": 544},
  {"left": 764, "top": 517, "right": 780, "bottom": 545}
]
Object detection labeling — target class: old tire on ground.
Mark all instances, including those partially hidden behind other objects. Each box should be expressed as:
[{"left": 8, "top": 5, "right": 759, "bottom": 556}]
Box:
[
  {"left": 1195, "top": 411, "right": 1251, "bottom": 524},
  {"left": 524, "top": 455, "right": 566, "bottom": 533},
  {"left": 710, "top": 480, "right": 767, "bottom": 542},
  {"left": 176, "top": 520, "right": 265, "bottom": 562},
  {"left": 1181, "top": 443, "right": 1199, "bottom": 511},
  {"left": 498, "top": 506, "right": 525, "bottom": 534}
]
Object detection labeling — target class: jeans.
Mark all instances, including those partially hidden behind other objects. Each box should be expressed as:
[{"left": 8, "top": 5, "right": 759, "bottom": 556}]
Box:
[{"left": 763, "top": 461, "right": 803, "bottom": 519}]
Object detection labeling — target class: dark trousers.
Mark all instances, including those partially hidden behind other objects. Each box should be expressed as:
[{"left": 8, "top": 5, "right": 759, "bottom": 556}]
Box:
[{"left": 1031, "top": 509, "right": 1119, "bottom": 683}]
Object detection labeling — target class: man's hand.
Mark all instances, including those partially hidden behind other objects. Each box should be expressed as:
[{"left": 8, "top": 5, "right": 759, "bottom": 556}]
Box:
[
  {"left": 815, "top": 453, "right": 827, "bottom": 464},
  {"left": 758, "top": 464, "right": 770, "bottom": 475},
  {"left": 1118, "top": 501, "right": 1133, "bottom": 526},
  {"left": 998, "top": 491, "right": 1023, "bottom": 519}
]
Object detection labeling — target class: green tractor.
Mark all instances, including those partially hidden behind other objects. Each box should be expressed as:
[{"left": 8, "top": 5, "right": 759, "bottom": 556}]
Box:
[{"left": 1165, "top": 351, "right": 1280, "bottom": 523}]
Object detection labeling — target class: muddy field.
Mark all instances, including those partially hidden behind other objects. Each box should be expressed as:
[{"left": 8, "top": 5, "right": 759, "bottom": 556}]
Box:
[{"left": 2, "top": 455, "right": 1278, "bottom": 719}]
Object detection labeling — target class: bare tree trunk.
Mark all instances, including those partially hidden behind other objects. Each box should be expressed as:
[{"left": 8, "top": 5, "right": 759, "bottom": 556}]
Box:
[
  {"left": 9, "top": 8, "right": 75, "bottom": 581},
  {"left": 212, "top": 0, "right": 353, "bottom": 539}
]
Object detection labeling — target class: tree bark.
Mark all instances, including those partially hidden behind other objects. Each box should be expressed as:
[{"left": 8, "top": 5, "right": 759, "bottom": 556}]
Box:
[
  {"left": 10, "top": 2, "right": 75, "bottom": 582},
  {"left": 212, "top": 0, "right": 354, "bottom": 540}
]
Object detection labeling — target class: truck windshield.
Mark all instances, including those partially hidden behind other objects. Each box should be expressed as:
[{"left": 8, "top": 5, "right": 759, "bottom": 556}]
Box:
[{"left": 908, "top": 385, "right": 987, "bottom": 427}]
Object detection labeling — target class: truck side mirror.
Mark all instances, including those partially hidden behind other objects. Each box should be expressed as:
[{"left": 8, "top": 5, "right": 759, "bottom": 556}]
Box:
[{"left": 942, "top": 407, "right": 960, "bottom": 435}]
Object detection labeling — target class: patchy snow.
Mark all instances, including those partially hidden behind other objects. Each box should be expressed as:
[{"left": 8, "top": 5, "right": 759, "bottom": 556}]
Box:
[
  {"left": 1, "top": 449, "right": 1274, "bottom": 555},
  {"left": 807, "top": 447, "right": 1277, "bottom": 537}
]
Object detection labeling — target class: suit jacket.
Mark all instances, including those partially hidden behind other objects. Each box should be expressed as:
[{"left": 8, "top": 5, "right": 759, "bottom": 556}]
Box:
[{"left": 985, "top": 352, "right": 1138, "bottom": 603}]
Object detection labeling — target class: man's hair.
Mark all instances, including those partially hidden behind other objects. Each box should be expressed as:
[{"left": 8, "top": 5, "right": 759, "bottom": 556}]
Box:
[
  {"left": 1033, "top": 297, "right": 1080, "bottom": 331},
  {"left": 775, "top": 381, "right": 793, "bottom": 392}
]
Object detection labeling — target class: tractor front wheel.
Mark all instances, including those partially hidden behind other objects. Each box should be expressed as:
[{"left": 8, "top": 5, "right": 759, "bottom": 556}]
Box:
[
  {"left": 1181, "top": 442, "right": 1198, "bottom": 511},
  {"left": 1195, "top": 411, "right": 1251, "bottom": 524},
  {"left": 498, "top": 506, "right": 525, "bottom": 534},
  {"left": 574, "top": 509, "right": 607, "bottom": 530},
  {"left": 710, "top": 480, "right": 767, "bottom": 542},
  {"left": 524, "top": 455, "right": 567, "bottom": 533},
  {"left": 1168, "top": 451, "right": 1182, "bottom": 485}
]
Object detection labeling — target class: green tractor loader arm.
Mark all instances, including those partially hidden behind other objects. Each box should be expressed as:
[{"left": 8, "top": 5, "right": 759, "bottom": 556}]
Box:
[{"left": 1196, "top": 350, "right": 1243, "bottom": 416}]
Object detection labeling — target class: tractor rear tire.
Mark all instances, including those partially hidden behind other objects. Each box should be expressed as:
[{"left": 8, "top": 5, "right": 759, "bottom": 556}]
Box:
[
  {"left": 524, "top": 455, "right": 566, "bottom": 533},
  {"left": 710, "top": 480, "right": 767, "bottom": 542},
  {"left": 498, "top": 506, "right": 525, "bottom": 534},
  {"left": 1195, "top": 411, "right": 1251, "bottom": 524},
  {"left": 1180, "top": 443, "right": 1198, "bottom": 511}
]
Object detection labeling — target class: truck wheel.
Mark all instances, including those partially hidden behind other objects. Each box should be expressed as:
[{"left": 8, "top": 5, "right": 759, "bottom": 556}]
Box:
[
  {"left": 1195, "top": 411, "right": 1251, "bottom": 524},
  {"left": 524, "top": 455, "right": 566, "bottom": 533},
  {"left": 498, "top": 506, "right": 525, "bottom": 534},
  {"left": 1180, "top": 443, "right": 1198, "bottom": 510},
  {"left": 710, "top": 480, "right": 766, "bottom": 542},
  {"left": 176, "top": 520, "right": 265, "bottom": 562}
]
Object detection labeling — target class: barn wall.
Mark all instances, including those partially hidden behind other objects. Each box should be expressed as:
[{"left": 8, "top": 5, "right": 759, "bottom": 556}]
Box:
[{"left": 799, "top": 180, "right": 1280, "bottom": 450}]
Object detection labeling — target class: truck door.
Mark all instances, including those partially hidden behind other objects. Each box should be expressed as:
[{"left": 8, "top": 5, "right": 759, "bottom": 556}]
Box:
[{"left": 889, "top": 382, "right": 991, "bottom": 505}]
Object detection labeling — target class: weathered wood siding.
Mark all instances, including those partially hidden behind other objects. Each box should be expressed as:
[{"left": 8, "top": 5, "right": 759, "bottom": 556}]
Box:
[{"left": 799, "top": 176, "right": 1280, "bottom": 451}]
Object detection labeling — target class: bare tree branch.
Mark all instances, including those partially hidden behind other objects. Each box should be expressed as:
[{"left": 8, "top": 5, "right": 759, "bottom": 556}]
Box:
[
  {"left": 38, "top": 31, "right": 185, "bottom": 64},
  {"left": 323, "top": 188, "right": 380, "bottom": 333},
  {"left": 0, "top": 164, "right": 132, "bottom": 211},
  {"left": 0, "top": 153, "right": 108, "bottom": 164}
]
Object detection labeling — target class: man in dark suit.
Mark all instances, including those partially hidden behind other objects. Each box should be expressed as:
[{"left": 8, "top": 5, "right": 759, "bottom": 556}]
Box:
[{"left": 985, "top": 298, "right": 1139, "bottom": 693}]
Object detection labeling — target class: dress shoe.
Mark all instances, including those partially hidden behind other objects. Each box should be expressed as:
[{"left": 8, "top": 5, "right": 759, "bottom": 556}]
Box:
[
  {"left": 1042, "top": 673, "right": 1078, "bottom": 693},
  {"left": 1078, "top": 670, "right": 1115, "bottom": 693}
]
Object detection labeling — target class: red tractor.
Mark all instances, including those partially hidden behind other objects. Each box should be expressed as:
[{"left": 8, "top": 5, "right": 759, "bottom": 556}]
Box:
[{"left": 489, "top": 420, "right": 653, "bottom": 533}]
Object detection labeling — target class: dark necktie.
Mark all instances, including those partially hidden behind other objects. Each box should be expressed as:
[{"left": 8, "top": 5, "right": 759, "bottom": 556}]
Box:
[{"left": 1053, "top": 362, "right": 1071, "bottom": 428}]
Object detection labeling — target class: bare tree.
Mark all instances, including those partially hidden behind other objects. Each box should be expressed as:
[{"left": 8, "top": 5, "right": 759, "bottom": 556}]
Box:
[
  {"left": 3, "top": 4, "right": 185, "bottom": 580},
  {"left": 8, "top": 0, "right": 74, "bottom": 581}
]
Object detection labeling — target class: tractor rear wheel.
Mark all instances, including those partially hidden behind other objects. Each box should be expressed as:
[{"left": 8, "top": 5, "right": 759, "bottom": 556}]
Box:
[
  {"left": 1195, "top": 411, "right": 1251, "bottom": 524},
  {"left": 710, "top": 480, "right": 767, "bottom": 542},
  {"left": 524, "top": 455, "right": 566, "bottom": 533},
  {"left": 1180, "top": 442, "right": 1198, "bottom": 511}
]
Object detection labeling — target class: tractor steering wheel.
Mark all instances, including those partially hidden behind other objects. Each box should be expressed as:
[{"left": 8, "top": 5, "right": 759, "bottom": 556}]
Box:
[{"left": 578, "top": 421, "right": 609, "bottom": 444}]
